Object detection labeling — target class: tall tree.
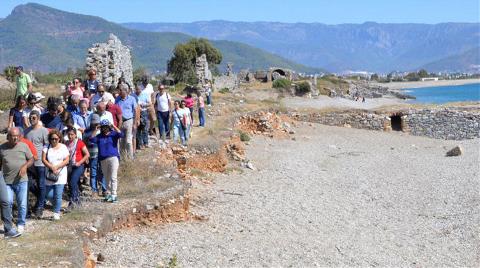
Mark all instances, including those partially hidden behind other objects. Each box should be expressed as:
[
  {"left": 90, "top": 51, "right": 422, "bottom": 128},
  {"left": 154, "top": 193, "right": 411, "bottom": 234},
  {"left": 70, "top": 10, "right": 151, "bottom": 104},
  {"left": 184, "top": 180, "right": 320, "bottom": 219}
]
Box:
[{"left": 167, "top": 38, "right": 222, "bottom": 84}]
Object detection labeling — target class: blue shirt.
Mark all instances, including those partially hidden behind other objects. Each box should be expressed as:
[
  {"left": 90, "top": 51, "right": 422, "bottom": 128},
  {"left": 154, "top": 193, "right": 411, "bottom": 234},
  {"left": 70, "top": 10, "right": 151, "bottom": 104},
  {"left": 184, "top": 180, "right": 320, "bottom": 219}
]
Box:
[
  {"left": 132, "top": 92, "right": 150, "bottom": 111},
  {"left": 40, "top": 113, "right": 61, "bottom": 129},
  {"left": 89, "top": 131, "right": 124, "bottom": 161},
  {"left": 115, "top": 95, "right": 137, "bottom": 120},
  {"left": 84, "top": 80, "right": 99, "bottom": 94},
  {"left": 73, "top": 111, "right": 92, "bottom": 130}
]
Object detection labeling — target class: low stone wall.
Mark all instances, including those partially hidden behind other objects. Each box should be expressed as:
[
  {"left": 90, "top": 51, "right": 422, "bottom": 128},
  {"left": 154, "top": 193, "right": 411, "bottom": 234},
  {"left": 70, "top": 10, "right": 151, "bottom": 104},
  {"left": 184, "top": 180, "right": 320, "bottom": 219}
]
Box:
[
  {"left": 294, "top": 111, "right": 390, "bottom": 131},
  {"left": 214, "top": 74, "right": 239, "bottom": 91},
  {"left": 293, "top": 106, "right": 480, "bottom": 140},
  {"left": 405, "top": 108, "right": 480, "bottom": 140}
]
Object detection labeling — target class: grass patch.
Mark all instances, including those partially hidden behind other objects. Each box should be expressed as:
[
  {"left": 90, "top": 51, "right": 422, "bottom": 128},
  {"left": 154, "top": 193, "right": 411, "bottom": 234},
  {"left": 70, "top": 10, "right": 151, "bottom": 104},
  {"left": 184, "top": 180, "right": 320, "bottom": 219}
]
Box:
[{"left": 239, "top": 131, "right": 251, "bottom": 142}]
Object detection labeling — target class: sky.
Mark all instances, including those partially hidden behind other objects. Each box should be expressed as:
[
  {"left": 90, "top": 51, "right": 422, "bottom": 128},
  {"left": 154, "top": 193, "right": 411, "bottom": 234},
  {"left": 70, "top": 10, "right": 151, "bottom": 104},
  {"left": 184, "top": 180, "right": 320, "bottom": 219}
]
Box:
[{"left": 0, "top": 0, "right": 479, "bottom": 24}]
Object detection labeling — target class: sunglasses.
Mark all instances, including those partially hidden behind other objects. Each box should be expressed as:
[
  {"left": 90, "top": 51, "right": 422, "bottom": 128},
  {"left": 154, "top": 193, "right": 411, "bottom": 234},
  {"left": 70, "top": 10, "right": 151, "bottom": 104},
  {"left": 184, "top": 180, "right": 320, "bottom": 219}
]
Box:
[
  {"left": 49, "top": 137, "right": 59, "bottom": 141},
  {"left": 29, "top": 116, "right": 37, "bottom": 120},
  {"left": 98, "top": 91, "right": 105, "bottom": 93}
]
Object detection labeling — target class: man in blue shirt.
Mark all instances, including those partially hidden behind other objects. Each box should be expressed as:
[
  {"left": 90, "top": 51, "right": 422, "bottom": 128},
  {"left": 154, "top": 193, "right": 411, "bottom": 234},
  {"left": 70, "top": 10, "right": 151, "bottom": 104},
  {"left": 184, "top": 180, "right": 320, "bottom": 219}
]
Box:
[
  {"left": 73, "top": 100, "right": 92, "bottom": 134},
  {"left": 115, "top": 84, "right": 137, "bottom": 159},
  {"left": 84, "top": 69, "right": 100, "bottom": 94}
]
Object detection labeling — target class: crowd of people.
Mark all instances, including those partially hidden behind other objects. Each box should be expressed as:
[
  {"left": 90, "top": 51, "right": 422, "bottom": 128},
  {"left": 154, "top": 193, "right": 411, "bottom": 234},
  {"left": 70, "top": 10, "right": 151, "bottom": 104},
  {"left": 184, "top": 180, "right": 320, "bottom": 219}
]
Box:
[{"left": 0, "top": 66, "right": 212, "bottom": 238}]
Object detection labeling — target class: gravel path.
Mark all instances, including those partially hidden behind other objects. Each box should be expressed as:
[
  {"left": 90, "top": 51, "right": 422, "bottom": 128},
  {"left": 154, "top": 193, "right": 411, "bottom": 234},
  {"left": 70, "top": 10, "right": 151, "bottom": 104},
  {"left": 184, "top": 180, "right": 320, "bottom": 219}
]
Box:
[{"left": 92, "top": 124, "right": 479, "bottom": 267}]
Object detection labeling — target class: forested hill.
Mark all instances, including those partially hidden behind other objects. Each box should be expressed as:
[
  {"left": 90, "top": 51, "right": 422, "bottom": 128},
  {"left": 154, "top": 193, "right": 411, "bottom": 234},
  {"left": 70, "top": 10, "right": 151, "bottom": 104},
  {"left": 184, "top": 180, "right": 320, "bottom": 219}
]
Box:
[
  {"left": 0, "top": 3, "right": 321, "bottom": 73},
  {"left": 124, "top": 21, "right": 480, "bottom": 73}
]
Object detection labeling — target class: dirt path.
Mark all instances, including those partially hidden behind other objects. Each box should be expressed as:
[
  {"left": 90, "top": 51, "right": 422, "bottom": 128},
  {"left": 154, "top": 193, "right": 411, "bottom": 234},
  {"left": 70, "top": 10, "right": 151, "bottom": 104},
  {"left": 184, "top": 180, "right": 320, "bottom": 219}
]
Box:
[{"left": 92, "top": 124, "right": 479, "bottom": 267}]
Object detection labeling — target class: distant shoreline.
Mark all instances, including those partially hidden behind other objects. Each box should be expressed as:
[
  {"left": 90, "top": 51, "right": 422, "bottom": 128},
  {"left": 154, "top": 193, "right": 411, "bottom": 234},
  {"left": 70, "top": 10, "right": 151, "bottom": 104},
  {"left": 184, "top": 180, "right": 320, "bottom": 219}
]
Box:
[{"left": 372, "top": 78, "right": 480, "bottom": 90}]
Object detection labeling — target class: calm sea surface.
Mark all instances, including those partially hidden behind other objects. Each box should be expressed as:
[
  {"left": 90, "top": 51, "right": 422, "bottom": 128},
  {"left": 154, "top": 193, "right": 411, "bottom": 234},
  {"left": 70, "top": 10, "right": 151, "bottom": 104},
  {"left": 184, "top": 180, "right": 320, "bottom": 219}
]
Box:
[{"left": 404, "top": 83, "right": 480, "bottom": 104}]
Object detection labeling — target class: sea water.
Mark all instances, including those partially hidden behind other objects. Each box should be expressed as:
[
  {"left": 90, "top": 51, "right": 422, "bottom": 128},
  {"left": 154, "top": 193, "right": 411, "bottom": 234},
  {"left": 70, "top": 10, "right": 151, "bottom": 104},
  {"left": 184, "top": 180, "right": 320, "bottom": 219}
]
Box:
[{"left": 404, "top": 83, "right": 480, "bottom": 104}]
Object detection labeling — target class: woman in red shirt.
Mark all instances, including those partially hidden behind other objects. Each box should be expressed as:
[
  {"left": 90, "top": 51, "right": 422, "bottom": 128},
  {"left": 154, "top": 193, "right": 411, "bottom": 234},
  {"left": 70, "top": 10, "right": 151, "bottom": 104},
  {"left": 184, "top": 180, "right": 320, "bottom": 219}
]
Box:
[
  {"left": 183, "top": 93, "right": 194, "bottom": 125},
  {"left": 65, "top": 126, "right": 89, "bottom": 208}
]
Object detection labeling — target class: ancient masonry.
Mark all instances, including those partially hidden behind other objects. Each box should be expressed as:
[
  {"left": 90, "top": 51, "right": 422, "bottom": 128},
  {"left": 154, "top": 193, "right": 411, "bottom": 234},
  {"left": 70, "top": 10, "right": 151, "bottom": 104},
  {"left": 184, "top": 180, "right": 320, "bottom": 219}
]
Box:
[
  {"left": 294, "top": 106, "right": 480, "bottom": 140},
  {"left": 214, "top": 63, "right": 239, "bottom": 91},
  {"left": 85, "top": 34, "right": 133, "bottom": 88},
  {"left": 195, "top": 54, "right": 212, "bottom": 89}
]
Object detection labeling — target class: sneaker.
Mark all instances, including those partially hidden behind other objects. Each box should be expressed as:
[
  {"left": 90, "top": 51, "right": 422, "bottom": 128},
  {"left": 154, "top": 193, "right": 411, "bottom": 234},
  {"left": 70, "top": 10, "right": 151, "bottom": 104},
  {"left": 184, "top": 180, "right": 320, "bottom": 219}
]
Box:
[
  {"left": 52, "top": 213, "right": 60, "bottom": 221},
  {"left": 104, "top": 194, "right": 111, "bottom": 201},
  {"left": 17, "top": 225, "right": 25, "bottom": 234},
  {"left": 4, "top": 229, "right": 21, "bottom": 239},
  {"left": 110, "top": 195, "right": 118, "bottom": 203}
]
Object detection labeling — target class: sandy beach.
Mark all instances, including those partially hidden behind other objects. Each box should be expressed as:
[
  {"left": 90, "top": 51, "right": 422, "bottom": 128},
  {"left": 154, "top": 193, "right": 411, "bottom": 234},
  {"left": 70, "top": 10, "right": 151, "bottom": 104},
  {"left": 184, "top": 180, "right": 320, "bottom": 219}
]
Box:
[
  {"left": 283, "top": 95, "right": 407, "bottom": 111},
  {"left": 92, "top": 123, "right": 480, "bottom": 267},
  {"left": 373, "top": 78, "right": 480, "bottom": 90}
]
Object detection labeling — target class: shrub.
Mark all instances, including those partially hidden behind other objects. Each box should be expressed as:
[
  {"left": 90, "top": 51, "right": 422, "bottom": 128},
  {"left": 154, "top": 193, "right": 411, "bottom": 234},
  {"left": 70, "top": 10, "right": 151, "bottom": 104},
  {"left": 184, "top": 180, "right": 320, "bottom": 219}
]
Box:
[
  {"left": 239, "top": 131, "right": 251, "bottom": 142},
  {"left": 219, "top": 87, "right": 229, "bottom": 94},
  {"left": 295, "top": 81, "right": 311, "bottom": 96},
  {"left": 272, "top": 78, "right": 290, "bottom": 89}
]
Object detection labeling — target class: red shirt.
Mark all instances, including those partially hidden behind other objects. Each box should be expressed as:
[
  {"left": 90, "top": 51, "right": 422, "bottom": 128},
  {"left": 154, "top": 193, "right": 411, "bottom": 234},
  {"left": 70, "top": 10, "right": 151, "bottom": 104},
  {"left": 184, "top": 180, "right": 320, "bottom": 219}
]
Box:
[
  {"left": 107, "top": 103, "right": 122, "bottom": 127},
  {"left": 20, "top": 138, "right": 38, "bottom": 161},
  {"left": 184, "top": 97, "right": 194, "bottom": 108},
  {"left": 66, "top": 139, "right": 86, "bottom": 163}
]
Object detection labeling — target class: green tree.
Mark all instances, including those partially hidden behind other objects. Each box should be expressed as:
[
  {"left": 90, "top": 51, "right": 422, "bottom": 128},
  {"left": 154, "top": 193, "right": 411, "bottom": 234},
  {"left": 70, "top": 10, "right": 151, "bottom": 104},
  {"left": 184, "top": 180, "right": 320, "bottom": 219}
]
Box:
[
  {"left": 167, "top": 38, "right": 222, "bottom": 84},
  {"left": 417, "top": 69, "right": 428, "bottom": 78},
  {"left": 370, "top": 73, "right": 379, "bottom": 81},
  {"left": 3, "top": 66, "right": 16, "bottom": 82}
]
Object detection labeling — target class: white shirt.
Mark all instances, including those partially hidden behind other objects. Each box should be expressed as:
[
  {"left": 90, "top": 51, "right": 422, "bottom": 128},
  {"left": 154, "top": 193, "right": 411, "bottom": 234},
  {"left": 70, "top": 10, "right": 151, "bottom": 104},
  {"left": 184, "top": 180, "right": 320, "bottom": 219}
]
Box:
[
  {"left": 91, "top": 92, "right": 114, "bottom": 110},
  {"left": 43, "top": 144, "right": 69, "bottom": 185},
  {"left": 155, "top": 92, "right": 171, "bottom": 112},
  {"left": 141, "top": 84, "right": 154, "bottom": 103},
  {"left": 183, "top": 107, "right": 192, "bottom": 126}
]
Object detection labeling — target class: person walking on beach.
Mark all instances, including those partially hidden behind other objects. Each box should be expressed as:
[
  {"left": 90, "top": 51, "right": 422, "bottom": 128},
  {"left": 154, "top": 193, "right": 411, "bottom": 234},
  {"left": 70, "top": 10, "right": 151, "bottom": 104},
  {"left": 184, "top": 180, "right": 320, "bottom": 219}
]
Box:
[
  {"left": 42, "top": 130, "right": 69, "bottom": 220},
  {"left": 197, "top": 92, "right": 206, "bottom": 127},
  {"left": 154, "top": 84, "right": 172, "bottom": 141},
  {"left": 24, "top": 110, "right": 49, "bottom": 218},
  {"left": 15, "top": 66, "right": 32, "bottom": 100},
  {"left": 115, "top": 84, "right": 137, "bottom": 159},
  {"left": 65, "top": 127, "right": 89, "bottom": 208},
  {"left": 90, "top": 120, "right": 124, "bottom": 203},
  {"left": 0, "top": 127, "right": 34, "bottom": 233}
]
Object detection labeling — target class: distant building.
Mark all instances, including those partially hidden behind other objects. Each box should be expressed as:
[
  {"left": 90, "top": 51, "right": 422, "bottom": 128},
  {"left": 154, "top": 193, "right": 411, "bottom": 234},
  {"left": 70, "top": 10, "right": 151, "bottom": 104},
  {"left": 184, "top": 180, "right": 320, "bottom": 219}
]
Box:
[{"left": 420, "top": 77, "right": 439, "bottom": 82}]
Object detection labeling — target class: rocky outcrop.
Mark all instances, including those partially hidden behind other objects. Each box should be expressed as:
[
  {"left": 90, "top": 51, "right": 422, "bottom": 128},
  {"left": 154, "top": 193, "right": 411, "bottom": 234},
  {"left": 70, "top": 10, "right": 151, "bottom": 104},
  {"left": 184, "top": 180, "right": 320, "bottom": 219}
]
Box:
[{"left": 85, "top": 34, "right": 133, "bottom": 88}]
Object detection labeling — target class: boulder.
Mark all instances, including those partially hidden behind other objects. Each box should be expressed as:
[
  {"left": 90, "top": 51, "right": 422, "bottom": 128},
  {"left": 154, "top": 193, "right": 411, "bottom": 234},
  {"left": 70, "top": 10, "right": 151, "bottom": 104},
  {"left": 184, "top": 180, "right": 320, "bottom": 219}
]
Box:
[{"left": 446, "top": 145, "right": 463, "bottom": 157}]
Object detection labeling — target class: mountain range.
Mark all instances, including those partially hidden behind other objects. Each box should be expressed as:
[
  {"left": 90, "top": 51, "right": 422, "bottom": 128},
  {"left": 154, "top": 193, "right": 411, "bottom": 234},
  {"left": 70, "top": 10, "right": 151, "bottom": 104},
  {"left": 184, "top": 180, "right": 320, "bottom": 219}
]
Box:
[
  {"left": 0, "top": 3, "right": 319, "bottom": 73},
  {"left": 123, "top": 21, "right": 480, "bottom": 73}
]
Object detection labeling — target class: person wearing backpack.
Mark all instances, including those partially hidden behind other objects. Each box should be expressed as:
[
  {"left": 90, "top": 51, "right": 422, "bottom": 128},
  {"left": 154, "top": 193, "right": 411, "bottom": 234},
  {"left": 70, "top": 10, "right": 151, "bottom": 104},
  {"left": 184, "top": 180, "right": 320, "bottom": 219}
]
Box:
[{"left": 153, "top": 85, "right": 172, "bottom": 142}]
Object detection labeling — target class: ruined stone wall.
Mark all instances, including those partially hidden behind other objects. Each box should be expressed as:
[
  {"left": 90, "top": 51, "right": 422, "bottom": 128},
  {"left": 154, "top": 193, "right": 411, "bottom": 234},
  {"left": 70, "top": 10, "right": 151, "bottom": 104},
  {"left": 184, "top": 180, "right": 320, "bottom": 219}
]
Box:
[
  {"left": 214, "top": 75, "right": 239, "bottom": 91},
  {"left": 195, "top": 54, "right": 212, "bottom": 87},
  {"left": 294, "top": 107, "right": 480, "bottom": 140},
  {"left": 405, "top": 108, "right": 480, "bottom": 140},
  {"left": 85, "top": 34, "right": 133, "bottom": 88},
  {"left": 295, "top": 112, "right": 389, "bottom": 131}
]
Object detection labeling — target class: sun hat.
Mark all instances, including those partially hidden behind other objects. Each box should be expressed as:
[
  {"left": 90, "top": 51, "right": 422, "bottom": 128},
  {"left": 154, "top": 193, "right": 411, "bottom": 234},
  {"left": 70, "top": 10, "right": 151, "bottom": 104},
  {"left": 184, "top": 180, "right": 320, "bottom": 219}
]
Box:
[{"left": 100, "top": 119, "right": 111, "bottom": 127}]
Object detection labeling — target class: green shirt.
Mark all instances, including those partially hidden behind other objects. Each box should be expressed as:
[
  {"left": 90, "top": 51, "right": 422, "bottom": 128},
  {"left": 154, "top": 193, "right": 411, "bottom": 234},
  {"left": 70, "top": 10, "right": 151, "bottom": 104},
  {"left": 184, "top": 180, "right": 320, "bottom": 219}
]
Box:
[
  {"left": 16, "top": 73, "right": 32, "bottom": 97},
  {"left": 0, "top": 142, "right": 33, "bottom": 184}
]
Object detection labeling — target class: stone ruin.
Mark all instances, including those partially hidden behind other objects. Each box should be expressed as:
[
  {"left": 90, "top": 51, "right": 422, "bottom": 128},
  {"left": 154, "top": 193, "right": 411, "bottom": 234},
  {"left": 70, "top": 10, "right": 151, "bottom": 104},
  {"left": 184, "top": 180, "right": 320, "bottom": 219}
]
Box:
[
  {"left": 85, "top": 34, "right": 133, "bottom": 89},
  {"left": 238, "top": 67, "right": 295, "bottom": 83},
  {"left": 195, "top": 54, "right": 239, "bottom": 92},
  {"left": 195, "top": 54, "right": 212, "bottom": 89}
]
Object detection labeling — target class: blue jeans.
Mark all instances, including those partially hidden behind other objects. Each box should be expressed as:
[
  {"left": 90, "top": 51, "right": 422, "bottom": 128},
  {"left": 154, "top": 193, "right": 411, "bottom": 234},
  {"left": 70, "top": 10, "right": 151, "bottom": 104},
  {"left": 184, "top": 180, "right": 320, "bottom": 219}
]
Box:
[
  {"left": 173, "top": 123, "right": 189, "bottom": 146},
  {"left": 68, "top": 165, "right": 84, "bottom": 205},
  {"left": 206, "top": 94, "right": 212, "bottom": 105},
  {"left": 6, "top": 181, "right": 28, "bottom": 227},
  {"left": 90, "top": 157, "right": 106, "bottom": 193},
  {"left": 157, "top": 111, "right": 170, "bottom": 138},
  {"left": 0, "top": 173, "right": 13, "bottom": 232},
  {"left": 33, "top": 166, "right": 46, "bottom": 211},
  {"left": 198, "top": 107, "right": 206, "bottom": 126},
  {"left": 46, "top": 184, "right": 64, "bottom": 213},
  {"left": 137, "top": 110, "right": 149, "bottom": 146}
]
